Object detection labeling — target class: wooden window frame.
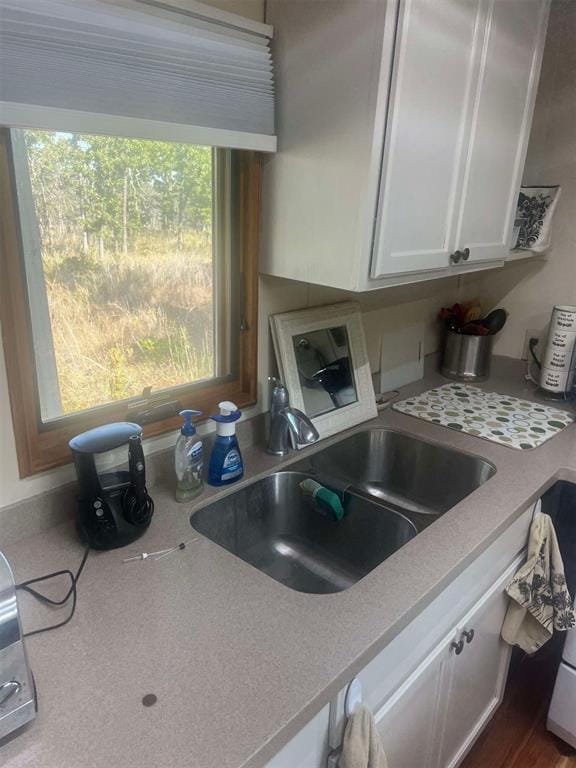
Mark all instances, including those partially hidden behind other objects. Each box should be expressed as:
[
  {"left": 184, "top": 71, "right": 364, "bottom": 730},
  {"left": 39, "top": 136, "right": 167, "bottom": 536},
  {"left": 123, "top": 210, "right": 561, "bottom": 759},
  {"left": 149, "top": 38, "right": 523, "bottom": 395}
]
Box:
[{"left": 0, "top": 128, "right": 260, "bottom": 477}]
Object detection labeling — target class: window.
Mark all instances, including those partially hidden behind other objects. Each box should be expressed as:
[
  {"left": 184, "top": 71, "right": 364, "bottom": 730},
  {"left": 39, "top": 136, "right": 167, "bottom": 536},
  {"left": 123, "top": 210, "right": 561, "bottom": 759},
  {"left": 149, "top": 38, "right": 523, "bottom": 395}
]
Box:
[{"left": 0, "top": 128, "right": 260, "bottom": 476}]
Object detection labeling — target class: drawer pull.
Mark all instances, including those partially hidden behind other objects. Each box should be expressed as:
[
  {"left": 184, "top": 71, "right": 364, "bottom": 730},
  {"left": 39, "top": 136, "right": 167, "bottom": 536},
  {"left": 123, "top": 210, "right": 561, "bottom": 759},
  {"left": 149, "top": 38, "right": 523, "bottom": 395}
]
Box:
[
  {"left": 451, "top": 248, "right": 471, "bottom": 264},
  {"left": 462, "top": 628, "right": 475, "bottom": 644},
  {"left": 451, "top": 638, "right": 464, "bottom": 655},
  {"left": 450, "top": 251, "right": 462, "bottom": 264}
]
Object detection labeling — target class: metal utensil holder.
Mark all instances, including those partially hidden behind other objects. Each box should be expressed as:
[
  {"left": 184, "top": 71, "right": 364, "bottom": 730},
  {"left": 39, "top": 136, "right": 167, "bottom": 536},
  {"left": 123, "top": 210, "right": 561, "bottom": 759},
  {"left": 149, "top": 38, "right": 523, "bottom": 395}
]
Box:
[{"left": 441, "top": 331, "right": 494, "bottom": 382}]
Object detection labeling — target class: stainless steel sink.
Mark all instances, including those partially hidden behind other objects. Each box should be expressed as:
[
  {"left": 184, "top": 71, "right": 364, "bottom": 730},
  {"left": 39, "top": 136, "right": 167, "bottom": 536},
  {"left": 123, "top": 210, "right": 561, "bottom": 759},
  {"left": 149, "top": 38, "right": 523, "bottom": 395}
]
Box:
[
  {"left": 305, "top": 428, "right": 496, "bottom": 516},
  {"left": 191, "top": 471, "right": 417, "bottom": 594}
]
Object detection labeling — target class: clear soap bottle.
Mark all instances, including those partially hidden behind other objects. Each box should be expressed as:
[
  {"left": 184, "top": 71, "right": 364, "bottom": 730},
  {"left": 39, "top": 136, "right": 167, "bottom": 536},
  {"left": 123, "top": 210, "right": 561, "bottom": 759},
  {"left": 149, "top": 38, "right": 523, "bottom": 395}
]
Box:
[{"left": 175, "top": 410, "right": 204, "bottom": 502}]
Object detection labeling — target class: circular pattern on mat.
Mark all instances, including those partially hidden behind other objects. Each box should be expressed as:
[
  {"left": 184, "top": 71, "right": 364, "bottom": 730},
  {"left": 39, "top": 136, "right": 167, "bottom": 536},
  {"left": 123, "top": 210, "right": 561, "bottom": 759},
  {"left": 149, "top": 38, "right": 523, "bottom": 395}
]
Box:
[{"left": 393, "top": 383, "right": 574, "bottom": 450}]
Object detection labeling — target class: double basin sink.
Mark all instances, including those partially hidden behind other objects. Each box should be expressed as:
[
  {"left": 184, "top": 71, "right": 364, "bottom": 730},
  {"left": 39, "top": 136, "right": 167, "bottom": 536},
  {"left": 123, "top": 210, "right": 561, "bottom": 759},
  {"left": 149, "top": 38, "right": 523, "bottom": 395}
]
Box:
[{"left": 191, "top": 429, "right": 496, "bottom": 595}]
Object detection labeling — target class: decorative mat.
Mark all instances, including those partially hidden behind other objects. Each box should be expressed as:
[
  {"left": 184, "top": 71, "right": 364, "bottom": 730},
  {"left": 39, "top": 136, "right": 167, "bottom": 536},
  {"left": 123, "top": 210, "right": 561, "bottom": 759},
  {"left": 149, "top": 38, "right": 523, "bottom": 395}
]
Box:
[{"left": 393, "top": 383, "right": 574, "bottom": 450}]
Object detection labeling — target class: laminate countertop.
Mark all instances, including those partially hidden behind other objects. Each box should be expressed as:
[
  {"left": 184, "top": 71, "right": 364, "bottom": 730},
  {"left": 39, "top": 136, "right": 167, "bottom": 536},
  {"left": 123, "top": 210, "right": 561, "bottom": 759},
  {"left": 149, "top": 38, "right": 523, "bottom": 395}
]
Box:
[{"left": 3, "top": 358, "right": 576, "bottom": 768}]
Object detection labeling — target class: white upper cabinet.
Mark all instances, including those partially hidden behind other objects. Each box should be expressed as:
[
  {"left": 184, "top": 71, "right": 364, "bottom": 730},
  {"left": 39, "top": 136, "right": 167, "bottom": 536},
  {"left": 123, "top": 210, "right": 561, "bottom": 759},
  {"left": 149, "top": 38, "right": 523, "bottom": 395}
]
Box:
[
  {"left": 372, "top": 0, "right": 484, "bottom": 277},
  {"left": 262, "top": 0, "right": 550, "bottom": 291},
  {"left": 451, "top": 0, "right": 550, "bottom": 265}
]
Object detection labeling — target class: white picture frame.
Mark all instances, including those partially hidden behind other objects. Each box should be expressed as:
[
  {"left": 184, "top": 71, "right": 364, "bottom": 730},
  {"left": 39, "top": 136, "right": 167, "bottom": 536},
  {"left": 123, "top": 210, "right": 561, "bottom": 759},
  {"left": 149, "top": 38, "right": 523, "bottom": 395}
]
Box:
[{"left": 270, "top": 302, "right": 377, "bottom": 443}]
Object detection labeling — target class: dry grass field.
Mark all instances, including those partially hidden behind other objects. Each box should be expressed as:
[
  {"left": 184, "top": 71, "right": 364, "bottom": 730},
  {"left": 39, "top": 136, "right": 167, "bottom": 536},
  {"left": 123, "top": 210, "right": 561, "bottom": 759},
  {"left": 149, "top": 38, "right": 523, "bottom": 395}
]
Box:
[
  {"left": 23, "top": 129, "right": 215, "bottom": 416},
  {"left": 43, "top": 230, "right": 214, "bottom": 414}
]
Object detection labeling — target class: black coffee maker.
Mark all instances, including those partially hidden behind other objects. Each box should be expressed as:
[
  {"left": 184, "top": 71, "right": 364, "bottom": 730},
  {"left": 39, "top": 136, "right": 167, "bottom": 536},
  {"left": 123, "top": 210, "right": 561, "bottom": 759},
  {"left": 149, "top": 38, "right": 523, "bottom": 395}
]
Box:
[{"left": 69, "top": 423, "right": 154, "bottom": 550}]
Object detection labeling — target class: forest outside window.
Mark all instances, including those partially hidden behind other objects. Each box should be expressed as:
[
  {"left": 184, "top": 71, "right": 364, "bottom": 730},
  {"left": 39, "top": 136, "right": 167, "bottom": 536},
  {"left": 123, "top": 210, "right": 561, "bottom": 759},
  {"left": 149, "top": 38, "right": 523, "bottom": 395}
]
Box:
[{"left": 0, "top": 128, "right": 260, "bottom": 476}]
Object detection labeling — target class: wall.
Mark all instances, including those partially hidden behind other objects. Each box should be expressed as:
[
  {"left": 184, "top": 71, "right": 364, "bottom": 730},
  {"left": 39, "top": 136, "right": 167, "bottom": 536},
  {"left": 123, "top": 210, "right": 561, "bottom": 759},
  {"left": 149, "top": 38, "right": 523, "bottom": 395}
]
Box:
[
  {"left": 202, "top": 0, "right": 264, "bottom": 22},
  {"left": 461, "top": 0, "right": 576, "bottom": 358}
]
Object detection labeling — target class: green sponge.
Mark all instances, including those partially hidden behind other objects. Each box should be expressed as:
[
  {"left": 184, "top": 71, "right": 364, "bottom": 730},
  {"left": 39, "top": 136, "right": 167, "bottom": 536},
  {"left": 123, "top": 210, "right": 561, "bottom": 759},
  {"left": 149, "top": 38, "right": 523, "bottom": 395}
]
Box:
[{"left": 299, "top": 478, "right": 345, "bottom": 521}]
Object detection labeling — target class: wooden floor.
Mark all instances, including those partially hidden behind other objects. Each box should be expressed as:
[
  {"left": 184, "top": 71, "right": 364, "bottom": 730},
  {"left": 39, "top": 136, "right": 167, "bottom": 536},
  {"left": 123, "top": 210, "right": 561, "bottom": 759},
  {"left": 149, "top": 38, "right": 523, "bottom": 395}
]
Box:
[{"left": 462, "top": 634, "right": 576, "bottom": 768}]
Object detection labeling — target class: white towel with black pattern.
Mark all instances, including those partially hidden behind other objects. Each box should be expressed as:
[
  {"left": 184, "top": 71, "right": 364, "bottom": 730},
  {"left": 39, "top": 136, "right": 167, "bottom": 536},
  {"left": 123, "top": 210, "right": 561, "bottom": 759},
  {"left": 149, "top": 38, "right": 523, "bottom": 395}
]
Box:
[{"left": 502, "top": 513, "right": 575, "bottom": 654}]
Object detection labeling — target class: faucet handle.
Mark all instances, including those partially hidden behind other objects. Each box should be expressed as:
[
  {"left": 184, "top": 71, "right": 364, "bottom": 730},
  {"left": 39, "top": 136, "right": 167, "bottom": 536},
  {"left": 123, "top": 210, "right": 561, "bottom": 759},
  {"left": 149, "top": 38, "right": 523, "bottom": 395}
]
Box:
[{"left": 269, "top": 376, "right": 289, "bottom": 410}]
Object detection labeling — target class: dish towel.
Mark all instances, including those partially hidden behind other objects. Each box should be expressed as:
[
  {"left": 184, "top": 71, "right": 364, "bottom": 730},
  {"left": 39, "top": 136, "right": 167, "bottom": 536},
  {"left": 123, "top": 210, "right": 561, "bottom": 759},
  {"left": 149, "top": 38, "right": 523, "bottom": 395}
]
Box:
[
  {"left": 502, "top": 513, "right": 576, "bottom": 653},
  {"left": 339, "top": 705, "right": 388, "bottom": 768}
]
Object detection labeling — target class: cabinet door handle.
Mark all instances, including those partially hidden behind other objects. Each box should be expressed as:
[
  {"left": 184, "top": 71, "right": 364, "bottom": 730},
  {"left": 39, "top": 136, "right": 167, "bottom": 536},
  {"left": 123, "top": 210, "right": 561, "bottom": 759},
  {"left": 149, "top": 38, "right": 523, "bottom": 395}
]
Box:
[
  {"left": 451, "top": 638, "right": 464, "bottom": 655},
  {"left": 451, "top": 248, "right": 471, "bottom": 264},
  {"left": 450, "top": 251, "right": 462, "bottom": 264},
  {"left": 462, "top": 628, "right": 475, "bottom": 644}
]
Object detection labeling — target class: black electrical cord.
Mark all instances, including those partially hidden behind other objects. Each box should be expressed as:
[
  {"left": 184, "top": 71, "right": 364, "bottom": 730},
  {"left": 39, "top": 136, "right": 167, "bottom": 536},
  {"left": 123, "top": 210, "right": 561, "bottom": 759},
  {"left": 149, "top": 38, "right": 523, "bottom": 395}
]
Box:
[
  {"left": 529, "top": 337, "right": 542, "bottom": 370},
  {"left": 16, "top": 545, "right": 90, "bottom": 638}
]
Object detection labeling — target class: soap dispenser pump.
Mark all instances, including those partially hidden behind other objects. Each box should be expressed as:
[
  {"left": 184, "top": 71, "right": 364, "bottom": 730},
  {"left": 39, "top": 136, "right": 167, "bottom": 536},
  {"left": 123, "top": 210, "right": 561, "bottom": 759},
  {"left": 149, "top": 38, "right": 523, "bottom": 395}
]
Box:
[{"left": 208, "top": 401, "right": 243, "bottom": 486}]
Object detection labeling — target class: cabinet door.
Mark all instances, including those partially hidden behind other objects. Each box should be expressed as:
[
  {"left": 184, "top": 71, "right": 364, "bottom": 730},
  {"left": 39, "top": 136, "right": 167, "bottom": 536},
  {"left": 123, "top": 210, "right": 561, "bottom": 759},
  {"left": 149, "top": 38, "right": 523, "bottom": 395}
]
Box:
[
  {"left": 438, "top": 556, "right": 523, "bottom": 768},
  {"left": 371, "top": 0, "right": 484, "bottom": 278},
  {"left": 371, "top": 633, "right": 452, "bottom": 768},
  {"left": 265, "top": 705, "right": 330, "bottom": 768},
  {"left": 452, "top": 0, "right": 550, "bottom": 264}
]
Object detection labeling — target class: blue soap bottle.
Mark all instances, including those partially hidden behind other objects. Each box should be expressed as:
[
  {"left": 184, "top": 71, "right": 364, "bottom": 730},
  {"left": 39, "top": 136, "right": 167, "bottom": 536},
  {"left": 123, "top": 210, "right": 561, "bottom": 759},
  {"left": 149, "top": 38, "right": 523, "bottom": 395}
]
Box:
[{"left": 208, "top": 401, "right": 244, "bottom": 486}]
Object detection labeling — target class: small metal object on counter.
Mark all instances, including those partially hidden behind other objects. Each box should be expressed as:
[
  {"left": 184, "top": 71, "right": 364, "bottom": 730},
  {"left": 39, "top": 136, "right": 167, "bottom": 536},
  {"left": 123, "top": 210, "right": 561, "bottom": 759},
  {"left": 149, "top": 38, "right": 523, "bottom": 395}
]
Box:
[
  {"left": 267, "top": 378, "right": 319, "bottom": 456},
  {"left": 0, "top": 551, "right": 36, "bottom": 741},
  {"left": 123, "top": 548, "right": 173, "bottom": 562},
  {"left": 155, "top": 538, "right": 199, "bottom": 561},
  {"left": 123, "top": 538, "right": 199, "bottom": 563},
  {"left": 441, "top": 330, "right": 494, "bottom": 382}
]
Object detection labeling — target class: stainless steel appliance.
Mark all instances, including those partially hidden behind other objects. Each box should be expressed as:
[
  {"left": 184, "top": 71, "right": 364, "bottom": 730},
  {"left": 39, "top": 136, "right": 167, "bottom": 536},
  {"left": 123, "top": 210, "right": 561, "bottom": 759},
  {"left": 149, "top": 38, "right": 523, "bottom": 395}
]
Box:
[
  {"left": 547, "top": 601, "right": 576, "bottom": 747},
  {"left": 441, "top": 330, "right": 494, "bottom": 382},
  {"left": 0, "top": 551, "right": 36, "bottom": 741}
]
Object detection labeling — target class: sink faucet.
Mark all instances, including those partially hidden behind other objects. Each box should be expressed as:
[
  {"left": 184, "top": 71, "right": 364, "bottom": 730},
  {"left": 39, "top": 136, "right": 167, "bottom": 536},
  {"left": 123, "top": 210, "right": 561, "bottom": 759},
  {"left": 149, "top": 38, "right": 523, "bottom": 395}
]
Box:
[{"left": 267, "top": 378, "right": 319, "bottom": 456}]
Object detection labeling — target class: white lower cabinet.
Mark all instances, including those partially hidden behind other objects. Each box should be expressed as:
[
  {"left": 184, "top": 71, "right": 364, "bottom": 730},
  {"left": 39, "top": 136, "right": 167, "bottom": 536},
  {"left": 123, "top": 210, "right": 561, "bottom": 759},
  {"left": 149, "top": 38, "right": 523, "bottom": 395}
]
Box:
[
  {"left": 437, "top": 557, "right": 521, "bottom": 768},
  {"left": 372, "top": 636, "right": 450, "bottom": 768},
  {"left": 369, "top": 556, "right": 521, "bottom": 768},
  {"left": 266, "top": 504, "right": 534, "bottom": 768},
  {"left": 264, "top": 705, "right": 331, "bottom": 768}
]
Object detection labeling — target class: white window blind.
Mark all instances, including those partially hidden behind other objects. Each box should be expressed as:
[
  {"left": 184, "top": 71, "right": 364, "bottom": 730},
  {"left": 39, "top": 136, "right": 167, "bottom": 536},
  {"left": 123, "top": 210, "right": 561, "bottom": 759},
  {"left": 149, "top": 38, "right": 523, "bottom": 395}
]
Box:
[{"left": 0, "top": 0, "right": 276, "bottom": 151}]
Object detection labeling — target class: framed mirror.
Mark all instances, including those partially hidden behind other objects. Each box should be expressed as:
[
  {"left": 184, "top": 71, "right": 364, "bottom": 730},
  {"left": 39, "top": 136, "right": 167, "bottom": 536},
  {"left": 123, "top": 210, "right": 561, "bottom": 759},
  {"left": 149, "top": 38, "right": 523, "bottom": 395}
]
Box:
[{"left": 270, "top": 302, "right": 377, "bottom": 441}]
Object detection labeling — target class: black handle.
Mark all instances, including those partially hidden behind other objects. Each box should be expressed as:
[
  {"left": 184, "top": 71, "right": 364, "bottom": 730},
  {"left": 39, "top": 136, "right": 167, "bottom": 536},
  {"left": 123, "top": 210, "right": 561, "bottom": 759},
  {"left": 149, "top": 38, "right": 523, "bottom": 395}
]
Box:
[
  {"left": 450, "top": 251, "right": 462, "bottom": 264},
  {"left": 451, "top": 638, "right": 464, "bottom": 655},
  {"left": 462, "top": 628, "right": 475, "bottom": 644},
  {"left": 450, "top": 248, "right": 471, "bottom": 265},
  {"left": 128, "top": 435, "right": 146, "bottom": 505}
]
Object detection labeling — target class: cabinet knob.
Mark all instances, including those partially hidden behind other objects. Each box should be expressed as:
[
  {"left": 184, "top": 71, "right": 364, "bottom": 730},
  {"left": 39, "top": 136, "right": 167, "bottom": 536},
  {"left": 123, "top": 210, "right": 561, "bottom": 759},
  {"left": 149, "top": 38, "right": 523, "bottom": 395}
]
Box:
[
  {"left": 450, "top": 251, "right": 462, "bottom": 264},
  {"left": 462, "top": 628, "right": 475, "bottom": 644},
  {"left": 451, "top": 638, "right": 464, "bottom": 655},
  {"left": 462, "top": 247, "right": 470, "bottom": 261}
]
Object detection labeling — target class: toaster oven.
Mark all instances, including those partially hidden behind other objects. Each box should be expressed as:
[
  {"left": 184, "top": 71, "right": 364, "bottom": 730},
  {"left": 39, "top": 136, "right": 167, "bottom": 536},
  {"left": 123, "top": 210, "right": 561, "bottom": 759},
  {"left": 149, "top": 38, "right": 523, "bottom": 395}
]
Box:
[{"left": 0, "top": 551, "right": 36, "bottom": 741}]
